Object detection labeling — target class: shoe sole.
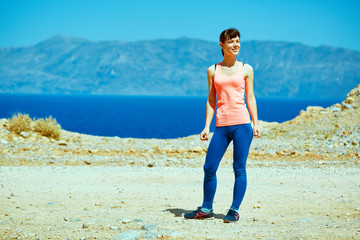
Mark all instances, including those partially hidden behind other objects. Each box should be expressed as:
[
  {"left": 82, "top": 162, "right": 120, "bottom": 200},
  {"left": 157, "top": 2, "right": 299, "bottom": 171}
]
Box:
[
  {"left": 224, "top": 219, "right": 238, "bottom": 223},
  {"left": 184, "top": 216, "right": 214, "bottom": 220}
]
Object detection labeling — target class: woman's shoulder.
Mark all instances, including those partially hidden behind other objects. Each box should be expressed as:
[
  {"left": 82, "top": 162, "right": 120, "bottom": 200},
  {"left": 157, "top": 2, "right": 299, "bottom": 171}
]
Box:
[
  {"left": 242, "top": 63, "right": 254, "bottom": 80},
  {"left": 207, "top": 64, "right": 217, "bottom": 75},
  {"left": 242, "top": 62, "right": 253, "bottom": 69},
  {"left": 242, "top": 63, "right": 253, "bottom": 74},
  {"left": 208, "top": 63, "right": 218, "bottom": 71}
]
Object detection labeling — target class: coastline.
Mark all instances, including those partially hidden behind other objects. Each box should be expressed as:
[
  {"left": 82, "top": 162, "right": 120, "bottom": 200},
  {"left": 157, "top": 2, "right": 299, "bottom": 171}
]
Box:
[{"left": 0, "top": 84, "right": 359, "bottom": 239}]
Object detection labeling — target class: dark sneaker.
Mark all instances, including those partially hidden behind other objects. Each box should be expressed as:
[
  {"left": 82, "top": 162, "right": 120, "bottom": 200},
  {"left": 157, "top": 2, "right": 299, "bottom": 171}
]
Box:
[
  {"left": 184, "top": 207, "right": 214, "bottom": 219},
  {"left": 223, "top": 209, "right": 239, "bottom": 223}
]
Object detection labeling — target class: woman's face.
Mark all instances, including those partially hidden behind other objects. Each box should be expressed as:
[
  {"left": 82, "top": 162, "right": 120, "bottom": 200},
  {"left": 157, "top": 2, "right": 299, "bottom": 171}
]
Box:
[{"left": 220, "top": 36, "right": 240, "bottom": 56}]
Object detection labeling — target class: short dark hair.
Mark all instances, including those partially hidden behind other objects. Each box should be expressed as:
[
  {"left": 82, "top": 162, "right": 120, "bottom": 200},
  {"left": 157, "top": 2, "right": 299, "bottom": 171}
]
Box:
[{"left": 219, "top": 28, "right": 240, "bottom": 56}]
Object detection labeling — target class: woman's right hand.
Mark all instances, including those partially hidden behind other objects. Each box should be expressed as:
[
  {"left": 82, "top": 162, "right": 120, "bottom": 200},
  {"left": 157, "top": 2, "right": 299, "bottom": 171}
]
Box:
[{"left": 200, "top": 127, "right": 210, "bottom": 141}]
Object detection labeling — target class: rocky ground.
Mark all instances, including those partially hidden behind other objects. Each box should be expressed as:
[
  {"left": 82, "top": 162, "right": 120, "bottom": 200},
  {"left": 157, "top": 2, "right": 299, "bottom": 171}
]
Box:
[
  {"left": 1, "top": 166, "right": 359, "bottom": 240},
  {"left": 0, "top": 84, "right": 359, "bottom": 239}
]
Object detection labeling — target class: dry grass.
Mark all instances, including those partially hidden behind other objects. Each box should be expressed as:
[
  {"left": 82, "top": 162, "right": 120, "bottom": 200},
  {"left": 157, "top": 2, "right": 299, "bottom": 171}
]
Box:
[
  {"left": 7, "top": 113, "right": 61, "bottom": 140},
  {"left": 7, "top": 113, "right": 32, "bottom": 134},
  {"left": 33, "top": 116, "right": 61, "bottom": 140}
]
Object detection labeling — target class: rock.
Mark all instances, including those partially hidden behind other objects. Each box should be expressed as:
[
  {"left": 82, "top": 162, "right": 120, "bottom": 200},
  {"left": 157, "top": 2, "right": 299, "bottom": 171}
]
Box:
[
  {"left": 348, "top": 86, "right": 360, "bottom": 96},
  {"left": 112, "top": 230, "right": 138, "bottom": 240},
  {"left": 345, "top": 96, "right": 355, "bottom": 104},
  {"left": 40, "top": 136, "right": 50, "bottom": 143},
  {"left": 20, "top": 131, "right": 30, "bottom": 138},
  {"left": 0, "top": 139, "right": 8, "bottom": 144},
  {"left": 58, "top": 140, "right": 68, "bottom": 146},
  {"left": 121, "top": 219, "right": 131, "bottom": 224},
  {"left": 306, "top": 106, "right": 324, "bottom": 112},
  {"left": 88, "top": 149, "right": 99, "bottom": 153},
  {"left": 110, "top": 225, "right": 120, "bottom": 230},
  {"left": 141, "top": 224, "right": 156, "bottom": 231},
  {"left": 276, "top": 151, "right": 285, "bottom": 156},
  {"left": 341, "top": 102, "right": 353, "bottom": 110},
  {"left": 147, "top": 163, "right": 155, "bottom": 168},
  {"left": 330, "top": 106, "right": 341, "bottom": 112},
  {"left": 133, "top": 218, "right": 147, "bottom": 222},
  {"left": 82, "top": 223, "right": 89, "bottom": 228}
]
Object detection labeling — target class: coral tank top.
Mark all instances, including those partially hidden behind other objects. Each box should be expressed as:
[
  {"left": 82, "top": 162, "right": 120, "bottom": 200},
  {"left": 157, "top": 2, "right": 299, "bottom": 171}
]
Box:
[{"left": 213, "top": 62, "right": 251, "bottom": 127}]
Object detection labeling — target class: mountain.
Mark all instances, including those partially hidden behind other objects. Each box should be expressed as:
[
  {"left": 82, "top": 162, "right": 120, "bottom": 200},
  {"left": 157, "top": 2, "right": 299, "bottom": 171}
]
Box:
[{"left": 0, "top": 35, "right": 359, "bottom": 98}]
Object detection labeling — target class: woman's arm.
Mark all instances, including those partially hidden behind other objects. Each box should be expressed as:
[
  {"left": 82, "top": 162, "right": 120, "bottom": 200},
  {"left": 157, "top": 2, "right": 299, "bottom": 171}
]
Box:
[
  {"left": 200, "top": 65, "right": 217, "bottom": 141},
  {"left": 244, "top": 64, "right": 261, "bottom": 138}
]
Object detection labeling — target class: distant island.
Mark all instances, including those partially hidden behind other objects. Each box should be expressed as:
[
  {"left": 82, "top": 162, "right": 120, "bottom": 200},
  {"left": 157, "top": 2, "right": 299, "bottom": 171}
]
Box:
[{"left": 0, "top": 35, "right": 359, "bottom": 99}]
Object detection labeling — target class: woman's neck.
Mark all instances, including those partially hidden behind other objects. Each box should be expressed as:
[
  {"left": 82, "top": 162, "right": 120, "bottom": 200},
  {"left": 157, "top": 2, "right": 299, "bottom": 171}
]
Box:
[{"left": 221, "top": 55, "right": 237, "bottom": 67}]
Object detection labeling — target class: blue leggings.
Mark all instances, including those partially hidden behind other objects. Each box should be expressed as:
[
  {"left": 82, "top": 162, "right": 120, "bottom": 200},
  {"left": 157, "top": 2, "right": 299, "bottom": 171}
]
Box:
[{"left": 202, "top": 123, "right": 253, "bottom": 211}]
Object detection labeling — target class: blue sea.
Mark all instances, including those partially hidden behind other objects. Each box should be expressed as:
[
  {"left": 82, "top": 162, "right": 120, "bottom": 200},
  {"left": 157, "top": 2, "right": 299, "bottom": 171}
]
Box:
[{"left": 0, "top": 94, "right": 341, "bottom": 139}]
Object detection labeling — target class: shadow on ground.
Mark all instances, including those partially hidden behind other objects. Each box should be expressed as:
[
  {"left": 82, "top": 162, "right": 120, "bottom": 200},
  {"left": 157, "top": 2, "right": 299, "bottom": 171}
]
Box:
[{"left": 165, "top": 208, "right": 226, "bottom": 220}]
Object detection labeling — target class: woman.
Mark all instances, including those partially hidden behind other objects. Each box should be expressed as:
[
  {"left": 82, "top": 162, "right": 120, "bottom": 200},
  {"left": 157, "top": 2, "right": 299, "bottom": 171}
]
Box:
[{"left": 184, "top": 28, "right": 261, "bottom": 223}]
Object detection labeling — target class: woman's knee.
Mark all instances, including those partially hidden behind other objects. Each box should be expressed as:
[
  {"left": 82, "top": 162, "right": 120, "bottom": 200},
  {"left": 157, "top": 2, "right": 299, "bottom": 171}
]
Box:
[
  {"left": 203, "top": 164, "right": 217, "bottom": 177},
  {"left": 233, "top": 164, "right": 246, "bottom": 177}
]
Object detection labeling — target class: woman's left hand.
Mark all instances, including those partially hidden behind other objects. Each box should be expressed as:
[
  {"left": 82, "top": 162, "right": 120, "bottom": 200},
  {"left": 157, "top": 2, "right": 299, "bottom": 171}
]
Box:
[{"left": 253, "top": 125, "right": 261, "bottom": 138}]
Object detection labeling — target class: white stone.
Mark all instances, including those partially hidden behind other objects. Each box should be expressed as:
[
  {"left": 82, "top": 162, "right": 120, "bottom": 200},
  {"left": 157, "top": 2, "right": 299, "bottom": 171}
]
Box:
[
  {"left": 345, "top": 96, "right": 354, "bottom": 104},
  {"left": 121, "top": 219, "right": 131, "bottom": 224},
  {"left": 58, "top": 140, "right": 67, "bottom": 146},
  {"left": 341, "top": 102, "right": 353, "bottom": 110},
  {"left": 20, "top": 131, "right": 30, "bottom": 138},
  {"left": 306, "top": 106, "right": 324, "bottom": 112},
  {"left": 330, "top": 106, "right": 341, "bottom": 112}
]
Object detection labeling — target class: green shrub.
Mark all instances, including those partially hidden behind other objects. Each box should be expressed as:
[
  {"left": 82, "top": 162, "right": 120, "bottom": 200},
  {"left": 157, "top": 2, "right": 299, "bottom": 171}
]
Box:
[
  {"left": 33, "top": 116, "right": 61, "bottom": 140},
  {"left": 7, "top": 113, "right": 32, "bottom": 134}
]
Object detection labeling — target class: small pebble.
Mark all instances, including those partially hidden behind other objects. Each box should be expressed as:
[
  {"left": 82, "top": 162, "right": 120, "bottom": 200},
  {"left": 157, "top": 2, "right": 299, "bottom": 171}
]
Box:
[{"left": 121, "top": 219, "right": 131, "bottom": 224}]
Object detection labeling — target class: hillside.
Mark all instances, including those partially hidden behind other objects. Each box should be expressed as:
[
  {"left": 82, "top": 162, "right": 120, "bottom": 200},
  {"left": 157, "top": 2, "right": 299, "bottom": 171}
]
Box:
[
  {"left": 1, "top": 84, "right": 359, "bottom": 167},
  {"left": 0, "top": 35, "right": 359, "bottom": 98}
]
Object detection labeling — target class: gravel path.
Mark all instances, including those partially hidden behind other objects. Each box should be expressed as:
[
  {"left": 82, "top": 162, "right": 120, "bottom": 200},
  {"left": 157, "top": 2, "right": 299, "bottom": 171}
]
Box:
[{"left": 1, "top": 165, "right": 359, "bottom": 239}]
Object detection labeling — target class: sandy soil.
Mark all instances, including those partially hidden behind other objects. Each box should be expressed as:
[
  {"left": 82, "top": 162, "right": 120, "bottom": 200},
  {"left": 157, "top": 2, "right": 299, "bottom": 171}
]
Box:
[{"left": 1, "top": 165, "right": 359, "bottom": 239}]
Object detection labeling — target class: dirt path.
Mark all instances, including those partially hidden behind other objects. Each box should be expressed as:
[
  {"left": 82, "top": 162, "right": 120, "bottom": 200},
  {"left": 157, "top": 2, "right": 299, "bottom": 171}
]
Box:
[{"left": 0, "top": 165, "right": 359, "bottom": 239}]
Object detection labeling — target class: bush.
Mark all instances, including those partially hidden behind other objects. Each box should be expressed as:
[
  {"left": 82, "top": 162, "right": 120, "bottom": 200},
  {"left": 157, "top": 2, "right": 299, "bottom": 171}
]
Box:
[
  {"left": 33, "top": 116, "right": 61, "bottom": 140},
  {"left": 7, "top": 113, "right": 32, "bottom": 134},
  {"left": 7, "top": 113, "right": 62, "bottom": 140}
]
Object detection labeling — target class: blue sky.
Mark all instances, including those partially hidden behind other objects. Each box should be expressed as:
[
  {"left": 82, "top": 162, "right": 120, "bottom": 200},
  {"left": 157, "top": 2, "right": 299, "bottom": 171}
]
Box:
[{"left": 1, "top": 0, "right": 360, "bottom": 50}]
